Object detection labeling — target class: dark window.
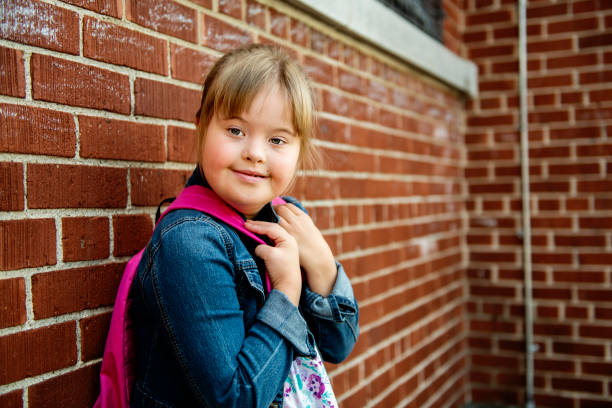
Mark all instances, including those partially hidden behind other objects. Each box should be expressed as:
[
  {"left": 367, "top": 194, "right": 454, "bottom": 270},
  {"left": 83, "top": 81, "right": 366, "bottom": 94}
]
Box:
[{"left": 377, "top": 0, "right": 445, "bottom": 42}]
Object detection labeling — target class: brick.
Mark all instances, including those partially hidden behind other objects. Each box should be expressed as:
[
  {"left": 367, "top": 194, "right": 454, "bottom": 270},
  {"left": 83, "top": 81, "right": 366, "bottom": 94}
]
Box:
[
  {"left": 527, "top": 3, "right": 567, "bottom": 18},
  {"left": 529, "top": 146, "right": 570, "bottom": 158},
  {"left": 467, "top": 10, "right": 512, "bottom": 25},
  {"left": 573, "top": 0, "right": 612, "bottom": 13},
  {"left": 464, "top": 30, "right": 487, "bottom": 43},
  {"left": 113, "top": 214, "right": 152, "bottom": 256},
  {"left": 590, "top": 89, "right": 612, "bottom": 102},
  {"left": 534, "top": 323, "right": 572, "bottom": 336},
  {"left": 31, "top": 263, "right": 124, "bottom": 319},
  {"left": 0, "top": 46, "right": 25, "bottom": 97},
  {"left": 549, "top": 163, "right": 599, "bottom": 175},
  {"left": 78, "top": 116, "right": 165, "bottom": 162},
  {"left": 534, "top": 394, "right": 574, "bottom": 408},
  {"left": 566, "top": 306, "right": 589, "bottom": 319},
  {"left": 191, "top": 0, "right": 212, "bottom": 7},
  {"left": 536, "top": 199, "right": 558, "bottom": 213},
  {"left": 530, "top": 181, "right": 570, "bottom": 193},
  {"left": 269, "top": 7, "right": 289, "bottom": 39},
  {"left": 583, "top": 362, "right": 612, "bottom": 376},
  {"left": 245, "top": 0, "right": 266, "bottom": 30},
  {"left": 27, "top": 163, "right": 127, "bottom": 209},
  {"left": 467, "top": 114, "right": 514, "bottom": 127},
  {"left": 61, "top": 217, "right": 110, "bottom": 262},
  {"left": 309, "top": 29, "right": 328, "bottom": 54},
  {"left": 0, "top": 104, "right": 76, "bottom": 157},
  {"left": 531, "top": 217, "right": 571, "bottom": 229},
  {"left": 580, "top": 324, "right": 612, "bottom": 339},
  {"left": 203, "top": 14, "right": 253, "bottom": 53},
  {"left": 579, "top": 70, "right": 612, "bottom": 85},
  {"left": 579, "top": 289, "right": 612, "bottom": 306},
  {"left": 60, "top": 0, "right": 122, "bottom": 17},
  {"left": 80, "top": 312, "right": 111, "bottom": 362},
  {"left": 555, "top": 235, "right": 605, "bottom": 247},
  {"left": 171, "top": 44, "right": 217, "bottom": 84},
  {"left": 547, "top": 53, "right": 598, "bottom": 69},
  {"left": 0, "top": 322, "right": 76, "bottom": 385},
  {"left": 0, "top": 0, "right": 79, "bottom": 54},
  {"left": 580, "top": 217, "right": 612, "bottom": 229},
  {"left": 580, "top": 33, "right": 612, "bottom": 49},
  {"left": 219, "top": 0, "right": 242, "bottom": 19},
  {"left": 479, "top": 79, "right": 516, "bottom": 92},
  {"left": 528, "top": 74, "right": 573, "bottom": 89},
  {"left": 303, "top": 55, "right": 334, "bottom": 87},
  {"left": 532, "top": 252, "right": 572, "bottom": 265},
  {"left": 168, "top": 126, "right": 198, "bottom": 163},
  {"left": 552, "top": 378, "right": 602, "bottom": 394},
  {"left": 470, "top": 285, "right": 515, "bottom": 297},
  {"left": 126, "top": 0, "right": 197, "bottom": 42},
  {"left": 469, "top": 183, "right": 514, "bottom": 194},
  {"left": 0, "top": 390, "right": 21, "bottom": 408},
  {"left": 528, "top": 38, "right": 573, "bottom": 53},
  {"left": 533, "top": 93, "right": 555, "bottom": 106},
  {"left": 595, "top": 307, "right": 612, "bottom": 319},
  {"left": 83, "top": 17, "right": 167, "bottom": 75},
  {"left": 577, "top": 143, "right": 612, "bottom": 157},
  {"left": 28, "top": 363, "right": 100, "bottom": 408},
  {"left": 567, "top": 198, "right": 590, "bottom": 211},
  {"left": 548, "top": 17, "right": 599, "bottom": 34},
  {"left": 0, "top": 218, "right": 56, "bottom": 271},
  {"left": 554, "top": 271, "right": 605, "bottom": 283},
  {"left": 290, "top": 18, "right": 309, "bottom": 48},
  {"left": 134, "top": 78, "right": 201, "bottom": 122},
  {"left": 30, "top": 54, "right": 130, "bottom": 114},
  {"left": 578, "top": 180, "right": 612, "bottom": 193},
  {"left": 0, "top": 162, "right": 23, "bottom": 211},
  {"left": 535, "top": 357, "right": 574, "bottom": 372},
  {"left": 471, "top": 252, "right": 515, "bottom": 263},
  {"left": 469, "top": 44, "right": 514, "bottom": 59},
  {"left": 595, "top": 198, "right": 612, "bottom": 210},
  {"left": 130, "top": 168, "right": 191, "bottom": 206},
  {"left": 561, "top": 91, "right": 583, "bottom": 104},
  {"left": 0, "top": 278, "right": 26, "bottom": 328},
  {"left": 550, "top": 126, "right": 599, "bottom": 140}
]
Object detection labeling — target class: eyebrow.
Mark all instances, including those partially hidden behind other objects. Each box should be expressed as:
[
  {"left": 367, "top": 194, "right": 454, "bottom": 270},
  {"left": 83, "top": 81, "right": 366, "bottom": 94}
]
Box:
[{"left": 225, "top": 115, "right": 295, "bottom": 136}]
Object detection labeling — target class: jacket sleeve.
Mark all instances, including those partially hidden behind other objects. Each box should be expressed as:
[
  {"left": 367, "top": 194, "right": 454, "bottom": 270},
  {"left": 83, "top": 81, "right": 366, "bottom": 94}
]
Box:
[
  {"left": 138, "top": 216, "right": 314, "bottom": 408},
  {"left": 282, "top": 197, "right": 360, "bottom": 364}
]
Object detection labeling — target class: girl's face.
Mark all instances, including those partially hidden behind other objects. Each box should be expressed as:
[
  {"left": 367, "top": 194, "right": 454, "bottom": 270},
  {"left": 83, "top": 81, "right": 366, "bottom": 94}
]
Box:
[{"left": 200, "top": 85, "right": 300, "bottom": 219}]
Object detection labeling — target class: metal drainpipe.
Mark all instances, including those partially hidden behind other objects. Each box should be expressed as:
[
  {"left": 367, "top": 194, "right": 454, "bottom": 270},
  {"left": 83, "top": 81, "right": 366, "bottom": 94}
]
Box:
[{"left": 518, "top": 0, "right": 535, "bottom": 407}]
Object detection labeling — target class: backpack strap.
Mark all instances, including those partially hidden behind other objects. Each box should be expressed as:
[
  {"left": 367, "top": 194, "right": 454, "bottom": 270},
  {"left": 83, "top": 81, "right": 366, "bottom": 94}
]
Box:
[{"left": 157, "top": 185, "right": 287, "bottom": 292}]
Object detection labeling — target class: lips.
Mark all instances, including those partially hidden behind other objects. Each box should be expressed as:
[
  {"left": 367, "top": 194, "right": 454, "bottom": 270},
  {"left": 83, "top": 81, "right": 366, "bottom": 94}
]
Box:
[{"left": 233, "top": 169, "right": 268, "bottom": 183}]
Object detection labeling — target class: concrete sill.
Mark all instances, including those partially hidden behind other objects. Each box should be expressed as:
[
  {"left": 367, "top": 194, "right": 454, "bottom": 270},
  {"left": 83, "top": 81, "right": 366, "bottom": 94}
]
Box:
[{"left": 287, "top": 0, "right": 478, "bottom": 97}]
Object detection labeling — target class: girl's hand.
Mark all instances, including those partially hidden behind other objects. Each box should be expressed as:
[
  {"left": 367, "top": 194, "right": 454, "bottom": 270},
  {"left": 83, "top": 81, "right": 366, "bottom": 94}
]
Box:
[
  {"left": 275, "top": 203, "right": 337, "bottom": 297},
  {"left": 244, "top": 220, "right": 302, "bottom": 306}
]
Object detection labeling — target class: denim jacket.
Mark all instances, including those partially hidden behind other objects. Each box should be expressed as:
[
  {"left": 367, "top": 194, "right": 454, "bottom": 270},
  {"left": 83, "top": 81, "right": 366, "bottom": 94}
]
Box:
[{"left": 129, "top": 170, "right": 359, "bottom": 408}]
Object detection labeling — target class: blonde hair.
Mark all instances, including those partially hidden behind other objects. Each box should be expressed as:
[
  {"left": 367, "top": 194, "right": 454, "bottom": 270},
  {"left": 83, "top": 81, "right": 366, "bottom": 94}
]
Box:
[{"left": 195, "top": 44, "right": 319, "bottom": 171}]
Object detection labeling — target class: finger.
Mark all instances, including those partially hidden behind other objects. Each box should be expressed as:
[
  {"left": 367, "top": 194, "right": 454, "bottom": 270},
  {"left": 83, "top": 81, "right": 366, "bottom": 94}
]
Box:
[
  {"left": 245, "top": 220, "right": 291, "bottom": 244},
  {"left": 284, "top": 203, "right": 304, "bottom": 216}
]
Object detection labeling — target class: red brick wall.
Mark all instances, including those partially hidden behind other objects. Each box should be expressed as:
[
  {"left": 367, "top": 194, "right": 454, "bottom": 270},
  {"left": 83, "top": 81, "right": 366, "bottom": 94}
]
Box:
[
  {"left": 463, "top": 0, "right": 612, "bottom": 406},
  {"left": 0, "top": 0, "right": 467, "bottom": 406}
]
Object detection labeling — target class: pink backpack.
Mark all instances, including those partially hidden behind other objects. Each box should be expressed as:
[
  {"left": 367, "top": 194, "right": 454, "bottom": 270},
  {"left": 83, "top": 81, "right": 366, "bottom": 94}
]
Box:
[{"left": 94, "top": 185, "right": 284, "bottom": 408}]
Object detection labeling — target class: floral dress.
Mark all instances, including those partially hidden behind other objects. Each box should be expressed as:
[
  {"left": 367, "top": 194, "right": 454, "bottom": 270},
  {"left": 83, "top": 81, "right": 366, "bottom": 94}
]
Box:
[{"left": 282, "top": 348, "right": 338, "bottom": 408}]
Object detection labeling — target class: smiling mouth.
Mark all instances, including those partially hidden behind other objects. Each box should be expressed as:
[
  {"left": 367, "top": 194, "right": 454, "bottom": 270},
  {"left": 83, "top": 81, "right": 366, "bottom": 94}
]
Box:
[{"left": 233, "top": 169, "right": 268, "bottom": 182}]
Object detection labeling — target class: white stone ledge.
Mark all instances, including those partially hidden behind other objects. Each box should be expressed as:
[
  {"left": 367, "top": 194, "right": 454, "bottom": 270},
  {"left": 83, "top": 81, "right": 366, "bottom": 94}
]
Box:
[{"left": 286, "top": 0, "right": 478, "bottom": 97}]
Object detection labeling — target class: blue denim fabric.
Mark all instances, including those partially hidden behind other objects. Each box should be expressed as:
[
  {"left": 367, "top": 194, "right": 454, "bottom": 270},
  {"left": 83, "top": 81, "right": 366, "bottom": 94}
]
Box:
[{"left": 129, "top": 170, "right": 359, "bottom": 408}]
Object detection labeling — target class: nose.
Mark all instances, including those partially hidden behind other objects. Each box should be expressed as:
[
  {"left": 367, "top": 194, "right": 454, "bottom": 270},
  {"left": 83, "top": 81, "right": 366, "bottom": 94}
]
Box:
[{"left": 242, "top": 136, "right": 265, "bottom": 163}]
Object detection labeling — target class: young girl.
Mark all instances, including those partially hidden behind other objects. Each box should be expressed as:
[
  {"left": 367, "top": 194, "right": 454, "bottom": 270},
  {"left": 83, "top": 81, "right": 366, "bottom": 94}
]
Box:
[{"left": 129, "top": 44, "right": 359, "bottom": 407}]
